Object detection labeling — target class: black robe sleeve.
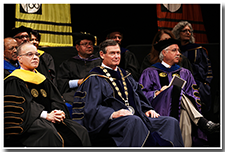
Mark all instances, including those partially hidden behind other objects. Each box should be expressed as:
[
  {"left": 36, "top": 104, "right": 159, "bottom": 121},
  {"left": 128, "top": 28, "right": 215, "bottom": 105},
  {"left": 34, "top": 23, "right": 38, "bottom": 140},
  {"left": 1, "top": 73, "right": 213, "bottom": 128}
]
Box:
[
  {"left": 42, "top": 78, "right": 92, "bottom": 146},
  {"left": 4, "top": 77, "right": 45, "bottom": 135},
  {"left": 5, "top": 75, "right": 91, "bottom": 146},
  {"left": 56, "top": 60, "right": 71, "bottom": 94},
  {"left": 42, "top": 77, "right": 71, "bottom": 118}
]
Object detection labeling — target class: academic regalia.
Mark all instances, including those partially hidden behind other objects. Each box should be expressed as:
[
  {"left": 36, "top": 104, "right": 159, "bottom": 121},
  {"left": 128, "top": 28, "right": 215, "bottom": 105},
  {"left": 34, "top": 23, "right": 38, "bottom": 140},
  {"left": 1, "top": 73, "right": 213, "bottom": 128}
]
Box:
[
  {"left": 4, "top": 69, "right": 91, "bottom": 147},
  {"left": 139, "top": 62, "right": 207, "bottom": 144},
  {"left": 4, "top": 60, "right": 20, "bottom": 78},
  {"left": 37, "top": 49, "right": 57, "bottom": 87},
  {"left": 57, "top": 55, "right": 102, "bottom": 105},
  {"left": 180, "top": 43, "right": 213, "bottom": 113},
  {"left": 119, "top": 47, "right": 140, "bottom": 81},
  {"left": 140, "top": 54, "right": 193, "bottom": 75},
  {"left": 73, "top": 66, "right": 184, "bottom": 147}
]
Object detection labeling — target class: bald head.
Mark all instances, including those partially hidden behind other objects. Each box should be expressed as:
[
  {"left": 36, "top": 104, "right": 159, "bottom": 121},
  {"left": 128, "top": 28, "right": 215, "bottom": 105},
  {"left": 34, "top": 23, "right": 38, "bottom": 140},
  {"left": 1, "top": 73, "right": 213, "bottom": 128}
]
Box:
[
  {"left": 4, "top": 37, "right": 18, "bottom": 64},
  {"left": 17, "top": 42, "right": 34, "bottom": 56},
  {"left": 4, "top": 37, "right": 17, "bottom": 49}
]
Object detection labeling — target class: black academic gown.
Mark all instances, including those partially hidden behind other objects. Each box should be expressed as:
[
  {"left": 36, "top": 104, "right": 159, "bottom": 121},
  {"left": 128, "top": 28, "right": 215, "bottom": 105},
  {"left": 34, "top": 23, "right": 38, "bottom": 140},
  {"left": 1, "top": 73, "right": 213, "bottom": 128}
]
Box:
[
  {"left": 4, "top": 69, "right": 91, "bottom": 147},
  {"left": 37, "top": 49, "right": 57, "bottom": 87},
  {"left": 119, "top": 47, "right": 140, "bottom": 81},
  {"left": 57, "top": 55, "right": 102, "bottom": 105},
  {"left": 73, "top": 66, "right": 184, "bottom": 147}
]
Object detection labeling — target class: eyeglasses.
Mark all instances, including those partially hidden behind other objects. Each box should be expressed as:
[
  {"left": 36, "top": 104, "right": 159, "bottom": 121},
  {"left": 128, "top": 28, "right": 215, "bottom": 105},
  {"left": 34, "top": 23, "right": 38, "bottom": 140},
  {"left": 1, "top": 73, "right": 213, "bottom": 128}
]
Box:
[
  {"left": 19, "top": 52, "right": 40, "bottom": 57},
  {"left": 80, "top": 42, "right": 93, "bottom": 47},
  {"left": 14, "top": 35, "right": 29, "bottom": 39},
  {"left": 181, "top": 29, "right": 193, "bottom": 33}
]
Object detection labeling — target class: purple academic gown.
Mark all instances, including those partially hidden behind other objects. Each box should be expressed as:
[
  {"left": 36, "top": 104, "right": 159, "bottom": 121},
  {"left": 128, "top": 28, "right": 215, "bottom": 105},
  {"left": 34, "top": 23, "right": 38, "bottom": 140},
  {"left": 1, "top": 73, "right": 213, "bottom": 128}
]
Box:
[{"left": 139, "top": 63, "right": 207, "bottom": 143}]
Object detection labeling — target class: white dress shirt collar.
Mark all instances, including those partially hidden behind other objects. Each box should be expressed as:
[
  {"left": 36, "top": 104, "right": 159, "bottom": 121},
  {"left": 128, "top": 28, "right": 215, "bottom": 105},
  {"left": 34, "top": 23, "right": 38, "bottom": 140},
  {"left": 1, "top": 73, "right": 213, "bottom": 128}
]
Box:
[
  {"left": 101, "top": 63, "right": 118, "bottom": 71},
  {"left": 161, "top": 61, "right": 171, "bottom": 68}
]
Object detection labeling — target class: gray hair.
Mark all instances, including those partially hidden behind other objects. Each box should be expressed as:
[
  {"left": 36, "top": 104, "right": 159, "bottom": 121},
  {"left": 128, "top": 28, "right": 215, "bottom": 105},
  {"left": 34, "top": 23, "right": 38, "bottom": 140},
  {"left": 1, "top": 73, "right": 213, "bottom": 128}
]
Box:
[
  {"left": 172, "top": 21, "right": 195, "bottom": 43},
  {"left": 159, "top": 46, "right": 170, "bottom": 61}
]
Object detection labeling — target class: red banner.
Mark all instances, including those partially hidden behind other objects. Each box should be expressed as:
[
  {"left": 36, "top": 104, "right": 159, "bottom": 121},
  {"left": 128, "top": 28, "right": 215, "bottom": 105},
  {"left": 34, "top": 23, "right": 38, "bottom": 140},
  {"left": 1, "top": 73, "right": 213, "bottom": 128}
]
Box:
[{"left": 157, "top": 4, "right": 208, "bottom": 43}]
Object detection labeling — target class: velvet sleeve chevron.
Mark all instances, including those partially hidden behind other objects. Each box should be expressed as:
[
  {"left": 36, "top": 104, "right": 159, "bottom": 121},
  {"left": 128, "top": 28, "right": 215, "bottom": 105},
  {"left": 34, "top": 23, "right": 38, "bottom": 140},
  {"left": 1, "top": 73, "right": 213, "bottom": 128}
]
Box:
[
  {"left": 4, "top": 95, "right": 25, "bottom": 135},
  {"left": 4, "top": 76, "right": 45, "bottom": 135}
]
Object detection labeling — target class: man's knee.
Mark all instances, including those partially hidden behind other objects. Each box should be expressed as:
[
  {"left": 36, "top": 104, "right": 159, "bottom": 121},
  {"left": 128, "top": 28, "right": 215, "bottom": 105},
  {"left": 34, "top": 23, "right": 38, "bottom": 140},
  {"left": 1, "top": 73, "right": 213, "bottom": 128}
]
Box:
[
  {"left": 126, "top": 115, "right": 145, "bottom": 124},
  {"left": 22, "top": 119, "right": 62, "bottom": 146},
  {"left": 159, "top": 116, "right": 179, "bottom": 126},
  {"left": 37, "top": 119, "right": 59, "bottom": 137}
]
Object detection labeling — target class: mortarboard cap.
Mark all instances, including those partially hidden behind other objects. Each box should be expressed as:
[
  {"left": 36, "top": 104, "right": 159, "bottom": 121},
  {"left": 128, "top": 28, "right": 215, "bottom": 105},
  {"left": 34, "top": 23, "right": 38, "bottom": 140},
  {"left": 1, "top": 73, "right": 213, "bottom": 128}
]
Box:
[
  {"left": 154, "top": 38, "right": 181, "bottom": 52},
  {"left": 73, "top": 32, "right": 96, "bottom": 45},
  {"left": 6, "top": 26, "right": 32, "bottom": 38}
]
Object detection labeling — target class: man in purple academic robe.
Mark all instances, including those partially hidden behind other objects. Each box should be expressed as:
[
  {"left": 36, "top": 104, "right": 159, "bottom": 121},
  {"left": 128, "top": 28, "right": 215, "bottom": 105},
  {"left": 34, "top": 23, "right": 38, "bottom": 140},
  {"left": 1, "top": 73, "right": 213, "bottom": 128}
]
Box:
[{"left": 139, "top": 38, "right": 219, "bottom": 147}]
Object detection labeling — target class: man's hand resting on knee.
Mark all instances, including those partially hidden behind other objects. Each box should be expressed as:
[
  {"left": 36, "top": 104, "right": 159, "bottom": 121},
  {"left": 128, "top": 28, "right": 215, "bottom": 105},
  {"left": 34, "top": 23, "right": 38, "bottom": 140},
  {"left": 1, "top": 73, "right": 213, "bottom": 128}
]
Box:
[{"left": 111, "top": 109, "right": 133, "bottom": 119}]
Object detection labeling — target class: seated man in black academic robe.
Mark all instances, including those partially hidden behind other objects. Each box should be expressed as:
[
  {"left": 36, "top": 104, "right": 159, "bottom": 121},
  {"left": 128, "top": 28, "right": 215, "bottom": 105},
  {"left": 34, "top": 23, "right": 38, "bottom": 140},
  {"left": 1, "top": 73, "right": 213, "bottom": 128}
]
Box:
[
  {"left": 4, "top": 42, "right": 91, "bottom": 147},
  {"left": 57, "top": 32, "right": 102, "bottom": 105},
  {"left": 73, "top": 39, "right": 184, "bottom": 147}
]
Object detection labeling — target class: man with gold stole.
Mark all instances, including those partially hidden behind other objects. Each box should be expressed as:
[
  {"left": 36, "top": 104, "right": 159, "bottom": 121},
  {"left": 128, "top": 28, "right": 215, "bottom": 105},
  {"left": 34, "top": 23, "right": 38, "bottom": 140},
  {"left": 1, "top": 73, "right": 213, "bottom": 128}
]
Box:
[{"left": 4, "top": 43, "right": 91, "bottom": 147}]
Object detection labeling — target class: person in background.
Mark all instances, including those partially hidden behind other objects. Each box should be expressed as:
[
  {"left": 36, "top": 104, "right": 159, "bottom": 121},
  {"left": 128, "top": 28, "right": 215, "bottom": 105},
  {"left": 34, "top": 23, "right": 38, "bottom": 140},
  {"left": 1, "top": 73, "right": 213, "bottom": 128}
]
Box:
[
  {"left": 172, "top": 21, "right": 213, "bottom": 115},
  {"left": 105, "top": 27, "right": 140, "bottom": 81},
  {"left": 4, "top": 37, "right": 20, "bottom": 77},
  {"left": 140, "top": 29, "right": 193, "bottom": 75},
  {"left": 57, "top": 32, "right": 102, "bottom": 105},
  {"left": 6, "top": 26, "right": 31, "bottom": 46},
  {"left": 30, "top": 29, "right": 57, "bottom": 86}
]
